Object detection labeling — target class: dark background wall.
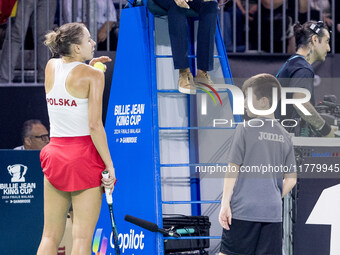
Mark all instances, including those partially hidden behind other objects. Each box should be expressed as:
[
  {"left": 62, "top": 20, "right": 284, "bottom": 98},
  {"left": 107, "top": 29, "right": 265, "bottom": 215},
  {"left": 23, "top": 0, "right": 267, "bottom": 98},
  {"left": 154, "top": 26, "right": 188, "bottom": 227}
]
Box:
[
  {"left": 0, "top": 52, "right": 339, "bottom": 149},
  {"left": 0, "top": 86, "right": 49, "bottom": 148}
]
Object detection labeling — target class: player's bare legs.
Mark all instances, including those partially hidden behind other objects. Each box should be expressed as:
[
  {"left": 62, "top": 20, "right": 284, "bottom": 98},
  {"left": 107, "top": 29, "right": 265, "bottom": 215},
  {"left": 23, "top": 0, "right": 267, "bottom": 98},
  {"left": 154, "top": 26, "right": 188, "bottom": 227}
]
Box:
[
  {"left": 71, "top": 186, "right": 103, "bottom": 255},
  {"left": 37, "top": 177, "right": 71, "bottom": 255}
]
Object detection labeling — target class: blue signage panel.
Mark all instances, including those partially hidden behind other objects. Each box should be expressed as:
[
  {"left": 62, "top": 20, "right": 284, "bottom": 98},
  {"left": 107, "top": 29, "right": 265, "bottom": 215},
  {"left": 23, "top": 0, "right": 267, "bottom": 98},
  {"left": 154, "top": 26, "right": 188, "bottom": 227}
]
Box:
[
  {"left": 0, "top": 150, "right": 44, "bottom": 254},
  {"left": 93, "top": 6, "right": 161, "bottom": 255}
]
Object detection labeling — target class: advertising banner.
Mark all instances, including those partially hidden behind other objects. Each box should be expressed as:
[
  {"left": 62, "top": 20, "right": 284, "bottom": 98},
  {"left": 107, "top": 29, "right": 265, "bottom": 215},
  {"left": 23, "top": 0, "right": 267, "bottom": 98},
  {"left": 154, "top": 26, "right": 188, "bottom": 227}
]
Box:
[
  {"left": 92, "top": 6, "right": 161, "bottom": 255},
  {"left": 0, "top": 150, "right": 44, "bottom": 254}
]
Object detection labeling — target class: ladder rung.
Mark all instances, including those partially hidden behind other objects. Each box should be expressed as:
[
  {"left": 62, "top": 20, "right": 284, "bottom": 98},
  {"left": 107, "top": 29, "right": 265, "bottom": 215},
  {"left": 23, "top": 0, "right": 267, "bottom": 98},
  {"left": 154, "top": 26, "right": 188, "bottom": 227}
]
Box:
[
  {"left": 155, "top": 54, "right": 223, "bottom": 59},
  {"left": 159, "top": 127, "right": 235, "bottom": 130},
  {"left": 162, "top": 200, "right": 220, "bottom": 204},
  {"left": 160, "top": 163, "right": 228, "bottom": 167},
  {"left": 157, "top": 89, "right": 230, "bottom": 93},
  {"left": 157, "top": 89, "right": 181, "bottom": 93}
]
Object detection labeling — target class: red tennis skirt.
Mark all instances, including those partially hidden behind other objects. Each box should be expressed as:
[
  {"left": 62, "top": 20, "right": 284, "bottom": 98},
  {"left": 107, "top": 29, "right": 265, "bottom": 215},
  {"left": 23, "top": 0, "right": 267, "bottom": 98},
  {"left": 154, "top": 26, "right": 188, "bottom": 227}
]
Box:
[{"left": 40, "top": 136, "right": 105, "bottom": 192}]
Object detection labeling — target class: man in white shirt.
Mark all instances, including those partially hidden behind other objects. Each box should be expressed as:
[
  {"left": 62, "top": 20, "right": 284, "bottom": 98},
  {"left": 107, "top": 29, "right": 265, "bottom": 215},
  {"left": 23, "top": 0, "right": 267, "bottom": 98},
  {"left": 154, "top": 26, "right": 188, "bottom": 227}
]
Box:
[
  {"left": 14, "top": 119, "right": 49, "bottom": 150},
  {"left": 62, "top": 0, "right": 118, "bottom": 50}
]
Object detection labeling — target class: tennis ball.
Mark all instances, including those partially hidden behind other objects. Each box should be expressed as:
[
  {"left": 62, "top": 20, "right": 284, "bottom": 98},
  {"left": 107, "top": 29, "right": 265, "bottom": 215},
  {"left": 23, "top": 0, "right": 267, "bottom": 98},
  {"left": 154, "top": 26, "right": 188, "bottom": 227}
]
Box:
[{"left": 93, "top": 62, "right": 106, "bottom": 72}]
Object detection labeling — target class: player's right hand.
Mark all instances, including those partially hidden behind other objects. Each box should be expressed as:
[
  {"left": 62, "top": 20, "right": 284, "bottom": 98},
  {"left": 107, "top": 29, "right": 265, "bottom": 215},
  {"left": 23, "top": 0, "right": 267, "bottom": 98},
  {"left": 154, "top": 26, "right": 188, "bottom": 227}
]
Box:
[
  {"left": 101, "top": 167, "right": 117, "bottom": 195},
  {"left": 219, "top": 204, "right": 232, "bottom": 230},
  {"left": 89, "top": 56, "right": 112, "bottom": 69},
  {"left": 174, "top": 0, "right": 191, "bottom": 9}
]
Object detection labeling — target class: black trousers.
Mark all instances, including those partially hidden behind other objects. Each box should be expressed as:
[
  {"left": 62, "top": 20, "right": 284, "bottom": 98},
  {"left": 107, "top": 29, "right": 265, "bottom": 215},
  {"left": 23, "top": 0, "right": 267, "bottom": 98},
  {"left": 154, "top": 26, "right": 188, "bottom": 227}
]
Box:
[
  {"left": 220, "top": 219, "right": 283, "bottom": 255},
  {"left": 153, "top": 0, "right": 218, "bottom": 71}
]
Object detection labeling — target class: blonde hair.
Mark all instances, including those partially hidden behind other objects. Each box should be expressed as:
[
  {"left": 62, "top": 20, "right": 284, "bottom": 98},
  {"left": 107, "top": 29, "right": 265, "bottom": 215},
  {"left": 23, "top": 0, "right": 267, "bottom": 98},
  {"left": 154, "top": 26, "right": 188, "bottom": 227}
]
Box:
[{"left": 44, "top": 23, "right": 86, "bottom": 56}]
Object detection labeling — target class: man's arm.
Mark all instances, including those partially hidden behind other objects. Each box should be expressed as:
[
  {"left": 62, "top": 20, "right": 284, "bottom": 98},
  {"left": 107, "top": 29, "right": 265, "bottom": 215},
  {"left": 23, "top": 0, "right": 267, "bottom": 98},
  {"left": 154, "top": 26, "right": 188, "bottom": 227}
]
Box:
[
  {"left": 97, "top": 21, "right": 115, "bottom": 43},
  {"left": 236, "top": 0, "right": 246, "bottom": 14},
  {"left": 289, "top": 68, "right": 333, "bottom": 136},
  {"left": 219, "top": 163, "right": 239, "bottom": 230},
  {"left": 293, "top": 92, "right": 334, "bottom": 136},
  {"left": 282, "top": 172, "right": 297, "bottom": 197},
  {"left": 298, "top": 0, "right": 308, "bottom": 13},
  {"left": 293, "top": 92, "right": 325, "bottom": 129}
]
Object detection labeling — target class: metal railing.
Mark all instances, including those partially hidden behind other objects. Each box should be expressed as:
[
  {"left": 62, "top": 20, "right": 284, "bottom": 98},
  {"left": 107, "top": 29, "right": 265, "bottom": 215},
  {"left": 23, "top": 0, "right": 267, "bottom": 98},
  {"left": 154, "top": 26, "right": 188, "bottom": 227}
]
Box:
[
  {"left": 219, "top": 0, "right": 337, "bottom": 54},
  {"left": 0, "top": 0, "right": 125, "bottom": 86},
  {"left": 0, "top": 0, "right": 338, "bottom": 86}
]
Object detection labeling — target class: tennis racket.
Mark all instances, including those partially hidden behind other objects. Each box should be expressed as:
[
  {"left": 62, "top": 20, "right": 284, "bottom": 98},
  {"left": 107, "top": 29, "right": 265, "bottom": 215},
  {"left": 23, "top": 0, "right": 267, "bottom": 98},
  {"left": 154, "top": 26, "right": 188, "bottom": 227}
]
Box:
[{"left": 102, "top": 170, "right": 120, "bottom": 255}]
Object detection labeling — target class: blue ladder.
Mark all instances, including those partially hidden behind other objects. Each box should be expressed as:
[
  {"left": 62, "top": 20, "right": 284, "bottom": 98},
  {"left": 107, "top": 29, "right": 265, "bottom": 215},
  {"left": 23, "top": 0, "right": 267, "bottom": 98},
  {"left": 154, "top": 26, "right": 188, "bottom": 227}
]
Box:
[{"left": 147, "top": 7, "right": 242, "bottom": 254}]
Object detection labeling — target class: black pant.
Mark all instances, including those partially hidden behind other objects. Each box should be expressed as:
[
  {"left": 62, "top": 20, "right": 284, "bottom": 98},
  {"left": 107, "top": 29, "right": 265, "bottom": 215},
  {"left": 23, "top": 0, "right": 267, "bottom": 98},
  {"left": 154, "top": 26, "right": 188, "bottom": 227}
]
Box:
[
  {"left": 153, "top": 0, "right": 218, "bottom": 71},
  {"left": 220, "top": 219, "right": 283, "bottom": 255}
]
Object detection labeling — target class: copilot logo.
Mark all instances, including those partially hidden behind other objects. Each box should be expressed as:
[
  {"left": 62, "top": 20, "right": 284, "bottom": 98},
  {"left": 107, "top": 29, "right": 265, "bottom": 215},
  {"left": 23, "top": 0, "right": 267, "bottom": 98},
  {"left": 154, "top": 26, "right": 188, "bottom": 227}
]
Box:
[
  {"left": 92, "top": 228, "right": 145, "bottom": 254},
  {"left": 92, "top": 229, "right": 108, "bottom": 255}
]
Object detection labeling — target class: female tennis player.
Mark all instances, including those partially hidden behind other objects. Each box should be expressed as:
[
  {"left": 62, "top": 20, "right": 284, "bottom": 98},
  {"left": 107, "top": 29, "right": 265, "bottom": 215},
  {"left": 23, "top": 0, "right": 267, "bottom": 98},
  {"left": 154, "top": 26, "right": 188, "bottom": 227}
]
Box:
[{"left": 37, "top": 23, "right": 116, "bottom": 254}]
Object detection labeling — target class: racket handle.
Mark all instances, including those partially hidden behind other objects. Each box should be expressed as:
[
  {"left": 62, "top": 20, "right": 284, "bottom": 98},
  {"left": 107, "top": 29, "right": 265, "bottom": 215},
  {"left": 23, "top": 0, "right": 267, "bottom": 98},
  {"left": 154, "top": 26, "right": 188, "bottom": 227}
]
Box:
[{"left": 102, "top": 170, "right": 113, "bottom": 205}]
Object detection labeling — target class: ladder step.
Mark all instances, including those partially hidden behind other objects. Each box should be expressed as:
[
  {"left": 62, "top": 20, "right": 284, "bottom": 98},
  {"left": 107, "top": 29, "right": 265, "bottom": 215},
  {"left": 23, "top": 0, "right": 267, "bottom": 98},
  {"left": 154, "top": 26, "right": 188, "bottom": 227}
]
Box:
[
  {"left": 157, "top": 89, "right": 181, "bottom": 93},
  {"left": 162, "top": 200, "right": 220, "bottom": 204},
  {"left": 160, "top": 163, "right": 228, "bottom": 167},
  {"left": 159, "top": 127, "right": 235, "bottom": 130},
  {"left": 157, "top": 89, "right": 230, "bottom": 93},
  {"left": 155, "top": 54, "right": 223, "bottom": 59}
]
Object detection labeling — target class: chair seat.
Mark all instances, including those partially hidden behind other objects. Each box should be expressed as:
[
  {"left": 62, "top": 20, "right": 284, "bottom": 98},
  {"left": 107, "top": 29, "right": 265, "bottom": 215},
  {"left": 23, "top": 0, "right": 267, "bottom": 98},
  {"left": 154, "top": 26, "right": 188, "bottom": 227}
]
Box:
[{"left": 147, "top": 0, "right": 198, "bottom": 17}]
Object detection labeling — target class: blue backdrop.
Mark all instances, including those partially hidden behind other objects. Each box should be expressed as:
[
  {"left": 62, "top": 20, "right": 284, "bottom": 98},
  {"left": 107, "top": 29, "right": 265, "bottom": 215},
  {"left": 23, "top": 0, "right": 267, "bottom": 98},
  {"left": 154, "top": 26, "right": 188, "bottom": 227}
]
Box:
[{"left": 92, "top": 6, "right": 162, "bottom": 255}]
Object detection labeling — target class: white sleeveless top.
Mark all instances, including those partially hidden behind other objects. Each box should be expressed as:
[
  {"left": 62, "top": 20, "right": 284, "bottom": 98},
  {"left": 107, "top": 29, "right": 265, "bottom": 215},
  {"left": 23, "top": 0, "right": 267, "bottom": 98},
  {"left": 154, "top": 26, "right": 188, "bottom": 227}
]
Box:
[{"left": 46, "top": 59, "right": 90, "bottom": 137}]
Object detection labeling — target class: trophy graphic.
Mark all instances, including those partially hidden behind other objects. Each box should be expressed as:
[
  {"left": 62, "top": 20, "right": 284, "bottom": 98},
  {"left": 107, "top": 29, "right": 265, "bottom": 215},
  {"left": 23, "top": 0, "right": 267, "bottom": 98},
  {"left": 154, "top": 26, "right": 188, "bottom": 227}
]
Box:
[{"left": 7, "top": 164, "right": 28, "bottom": 182}]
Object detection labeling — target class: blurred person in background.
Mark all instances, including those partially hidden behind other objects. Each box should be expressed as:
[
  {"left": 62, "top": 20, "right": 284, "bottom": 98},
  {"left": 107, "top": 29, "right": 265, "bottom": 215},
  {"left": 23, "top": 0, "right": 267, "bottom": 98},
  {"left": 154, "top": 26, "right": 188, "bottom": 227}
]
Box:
[
  {"left": 0, "top": 0, "right": 57, "bottom": 83},
  {"left": 62, "top": 0, "right": 119, "bottom": 51},
  {"left": 14, "top": 119, "right": 49, "bottom": 150},
  {"left": 275, "top": 21, "right": 334, "bottom": 137},
  {"left": 298, "top": 0, "right": 332, "bottom": 26},
  {"left": 249, "top": 0, "right": 295, "bottom": 53},
  {"left": 223, "top": 0, "right": 258, "bottom": 52},
  {"left": 0, "top": 0, "right": 17, "bottom": 49}
]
